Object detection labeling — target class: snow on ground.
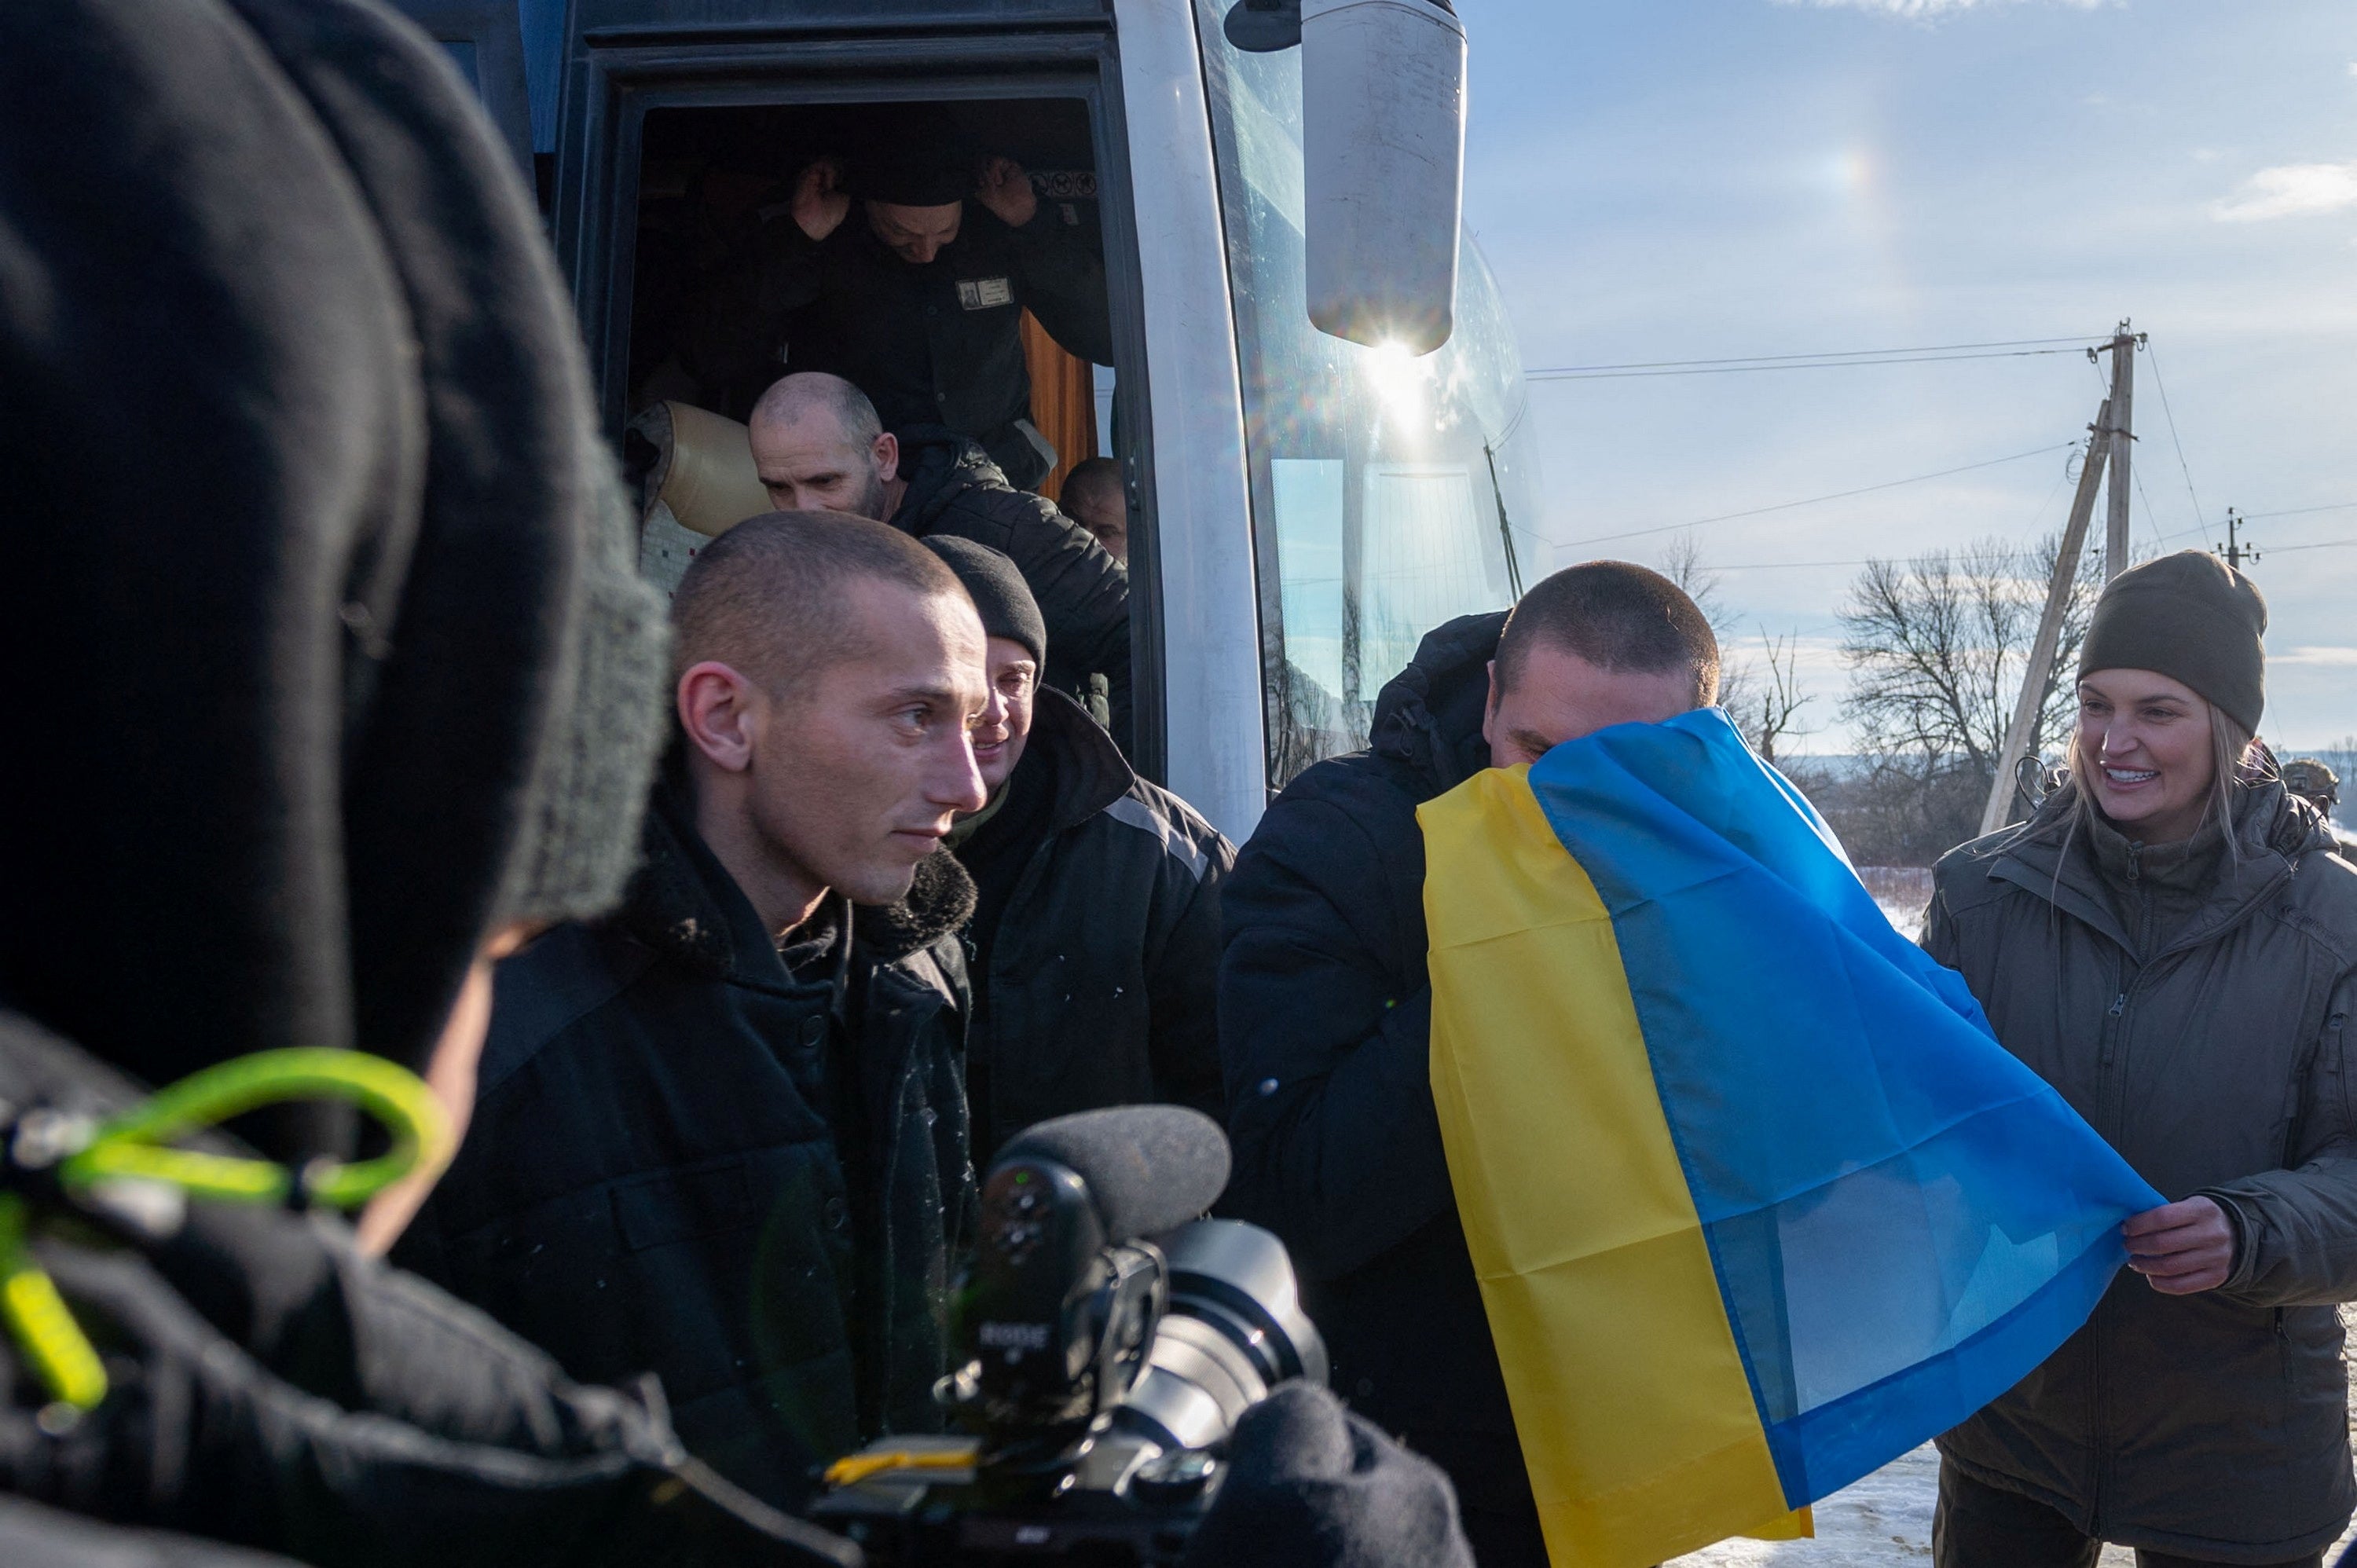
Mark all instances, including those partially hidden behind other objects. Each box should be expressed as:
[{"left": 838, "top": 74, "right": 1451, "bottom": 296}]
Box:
[{"left": 1672, "top": 1308, "right": 2357, "bottom": 1567}]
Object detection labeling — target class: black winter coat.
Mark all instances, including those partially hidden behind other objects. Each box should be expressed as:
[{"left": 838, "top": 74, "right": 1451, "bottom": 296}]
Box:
[
  {"left": 679, "top": 198, "right": 1111, "bottom": 489},
  {"left": 889, "top": 427, "right": 1131, "bottom": 749},
  {"left": 761, "top": 203, "right": 1113, "bottom": 490},
  {"left": 1217, "top": 612, "right": 1544, "bottom": 1560},
  {"left": 395, "top": 783, "right": 977, "bottom": 1509},
  {"left": 953, "top": 688, "right": 1232, "bottom": 1160}
]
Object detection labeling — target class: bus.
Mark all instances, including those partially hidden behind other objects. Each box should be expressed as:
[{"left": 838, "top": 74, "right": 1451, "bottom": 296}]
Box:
[{"left": 398, "top": 0, "right": 1540, "bottom": 843}]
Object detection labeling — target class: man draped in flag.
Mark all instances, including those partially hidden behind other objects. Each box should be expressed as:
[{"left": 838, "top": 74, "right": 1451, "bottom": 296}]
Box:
[
  {"left": 1220, "top": 562, "right": 2167, "bottom": 1568},
  {"left": 1217, "top": 563, "right": 1725, "bottom": 1566}
]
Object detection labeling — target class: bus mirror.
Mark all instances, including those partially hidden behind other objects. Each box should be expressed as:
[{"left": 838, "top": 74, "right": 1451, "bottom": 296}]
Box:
[
  {"left": 1222, "top": 0, "right": 1301, "bottom": 52},
  {"left": 1301, "top": 0, "right": 1466, "bottom": 355}
]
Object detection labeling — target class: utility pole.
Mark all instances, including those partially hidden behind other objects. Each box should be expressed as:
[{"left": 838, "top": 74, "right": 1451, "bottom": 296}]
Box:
[
  {"left": 2218, "top": 507, "right": 2259, "bottom": 572},
  {"left": 2099, "top": 321, "right": 2140, "bottom": 579},
  {"left": 1978, "top": 404, "right": 2111, "bottom": 837}
]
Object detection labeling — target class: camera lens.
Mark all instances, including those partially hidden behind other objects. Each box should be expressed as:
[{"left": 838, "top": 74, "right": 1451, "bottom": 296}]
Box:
[{"left": 1111, "top": 1220, "right": 1328, "bottom": 1453}]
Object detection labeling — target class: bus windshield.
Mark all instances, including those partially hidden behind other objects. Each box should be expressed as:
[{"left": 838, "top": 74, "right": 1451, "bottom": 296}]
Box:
[{"left": 1194, "top": 1, "right": 1542, "bottom": 789}]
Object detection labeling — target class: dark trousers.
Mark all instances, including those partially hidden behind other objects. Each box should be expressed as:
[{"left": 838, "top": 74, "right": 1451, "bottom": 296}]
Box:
[{"left": 1934, "top": 1460, "right": 2326, "bottom": 1568}]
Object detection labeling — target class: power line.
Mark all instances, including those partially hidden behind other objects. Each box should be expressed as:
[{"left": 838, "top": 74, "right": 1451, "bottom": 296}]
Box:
[
  {"left": 1704, "top": 535, "right": 2357, "bottom": 573},
  {"left": 2141, "top": 340, "right": 2209, "bottom": 550},
  {"left": 2243, "top": 500, "right": 2357, "bottom": 522},
  {"left": 1570, "top": 442, "right": 2077, "bottom": 549},
  {"left": 1524, "top": 335, "right": 2106, "bottom": 378},
  {"left": 1529, "top": 346, "right": 2099, "bottom": 382}
]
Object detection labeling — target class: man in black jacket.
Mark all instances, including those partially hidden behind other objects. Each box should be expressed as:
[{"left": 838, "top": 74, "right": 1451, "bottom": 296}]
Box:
[
  {"left": 1217, "top": 563, "right": 1721, "bottom": 1566},
  {"left": 921, "top": 538, "right": 1229, "bottom": 1160},
  {"left": 695, "top": 114, "right": 1111, "bottom": 490},
  {"left": 398, "top": 512, "right": 990, "bottom": 1508},
  {"left": 750, "top": 370, "right": 1131, "bottom": 749}
]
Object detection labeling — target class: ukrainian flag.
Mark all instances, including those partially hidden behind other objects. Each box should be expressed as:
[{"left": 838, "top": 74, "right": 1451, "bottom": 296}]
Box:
[{"left": 1420, "top": 708, "right": 2161, "bottom": 1568}]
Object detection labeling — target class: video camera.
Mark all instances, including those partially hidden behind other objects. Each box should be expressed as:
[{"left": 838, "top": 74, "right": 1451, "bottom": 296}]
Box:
[{"left": 810, "top": 1106, "right": 1326, "bottom": 1566}]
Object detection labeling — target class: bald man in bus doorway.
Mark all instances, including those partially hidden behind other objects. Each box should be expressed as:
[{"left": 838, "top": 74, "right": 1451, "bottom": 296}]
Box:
[{"left": 748, "top": 370, "right": 1131, "bottom": 752}]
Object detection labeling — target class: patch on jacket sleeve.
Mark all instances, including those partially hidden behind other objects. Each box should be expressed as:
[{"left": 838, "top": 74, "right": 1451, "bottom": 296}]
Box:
[{"left": 1105, "top": 794, "right": 1211, "bottom": 882}]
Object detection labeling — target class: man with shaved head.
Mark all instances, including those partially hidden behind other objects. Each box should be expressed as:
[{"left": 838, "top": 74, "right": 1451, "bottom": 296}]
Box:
[
  {"left": 1219, "top": 562, "right": 1721, "bottom": 1566},
  {"left": 750, "top": 369, "right": 1132, "bottom": 749},
  {"left": 400, "top": 511, "right": 991, "bottom": 1509}
]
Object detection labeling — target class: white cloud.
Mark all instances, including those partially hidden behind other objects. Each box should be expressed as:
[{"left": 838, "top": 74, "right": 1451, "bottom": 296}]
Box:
[
  {"left": 2274, "top": 646, "right": 2357, "bottom": 667},
  {"left": 2212, "top": 161, "right": 2357, "bottom": 222}
]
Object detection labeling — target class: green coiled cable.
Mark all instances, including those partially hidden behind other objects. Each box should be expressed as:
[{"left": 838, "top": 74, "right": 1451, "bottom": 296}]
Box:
[{"left": 2, "top": 1048, "right": 452, "bottom": 1416}]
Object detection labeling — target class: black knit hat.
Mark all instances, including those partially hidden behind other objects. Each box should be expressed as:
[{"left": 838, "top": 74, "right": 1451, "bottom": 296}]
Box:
[
  {"left": 924, "top": 537, "right": 1047, "bottom": 665},
  {"left": 2077, "top": 550, "right": 2268, "bottom": 734},
  {"left": 0, "top": 0, "right": 668, "bottom": 1090}
]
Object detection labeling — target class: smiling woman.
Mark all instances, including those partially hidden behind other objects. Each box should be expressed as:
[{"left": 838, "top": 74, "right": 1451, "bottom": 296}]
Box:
[{"left": 1919, "top": 550, "right": 2357, "bottom": 1568}]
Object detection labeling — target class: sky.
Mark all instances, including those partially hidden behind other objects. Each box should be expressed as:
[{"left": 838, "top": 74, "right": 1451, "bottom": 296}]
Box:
[{"left": 1453, "top": 0, "right": 2357, "bottom": 753}]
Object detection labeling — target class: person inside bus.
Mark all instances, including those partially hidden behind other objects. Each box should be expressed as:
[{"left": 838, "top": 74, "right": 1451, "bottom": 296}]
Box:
[
  {"left": 692, "top": 108, "right": 1112, "bottom": 492},
  {"left": 1215, "top": 563, "right": 1722, "bottom": 1568},
  {"left": 395, "top": 512, "right": 988, "bottom": 1509},
  {"left": 1059, "top": 455, "right": 1130, "bottom": 562},
  {"left": 921, "top": 537, "right": 1228, "bottom": 1161},
  {"left": 748, "top": 369, "right": 1132, "bottom": 749}
]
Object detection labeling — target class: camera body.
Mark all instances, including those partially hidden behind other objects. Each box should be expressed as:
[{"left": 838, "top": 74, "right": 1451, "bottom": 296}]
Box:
[{"left": 812, "top": 1129, "right": 1324, "bottom": 1566}]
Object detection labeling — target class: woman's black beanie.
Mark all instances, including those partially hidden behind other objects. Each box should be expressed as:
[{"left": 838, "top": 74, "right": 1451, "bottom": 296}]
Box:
[{"left": 2077, "top": 550, "right": 2267, "bottom": 735}]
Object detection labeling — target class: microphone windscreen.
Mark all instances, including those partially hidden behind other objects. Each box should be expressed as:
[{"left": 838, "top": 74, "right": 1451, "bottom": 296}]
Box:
[{"left": 993, "top": 1106, "right": 1231, "bottom": 1240}]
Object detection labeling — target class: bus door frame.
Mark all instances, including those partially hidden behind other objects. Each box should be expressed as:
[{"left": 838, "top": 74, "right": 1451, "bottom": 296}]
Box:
[{"left": 552, "top": 22, "right": 1169, "bottom": 786}]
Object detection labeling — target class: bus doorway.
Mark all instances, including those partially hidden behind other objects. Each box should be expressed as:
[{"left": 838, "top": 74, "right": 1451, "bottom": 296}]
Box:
[{"left": 621, "top": 97, "right": 1114, "bottom": 500}]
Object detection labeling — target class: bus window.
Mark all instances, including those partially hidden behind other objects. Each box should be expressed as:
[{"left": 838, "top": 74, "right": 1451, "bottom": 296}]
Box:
[{"left": 1194, "top": 0, "right": 1542, "bottom": 789}]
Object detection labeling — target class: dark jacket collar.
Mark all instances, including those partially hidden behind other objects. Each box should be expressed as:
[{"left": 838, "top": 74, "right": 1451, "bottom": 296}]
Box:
[
  {"left": 1986, "top": 777, "right": 2322, "bottom": 959},
  {"left": 621, "top": 771, "right": 977, "bottom": 980},
  {"left": 1369, "top": 610, "right": 1505, "bottom": 799},
  {"left": 887, "top": 423, "right": 1006, "bottom": 536},
  {"left": 1025, "top": 686, "right": 1136, "bottom": 833}
]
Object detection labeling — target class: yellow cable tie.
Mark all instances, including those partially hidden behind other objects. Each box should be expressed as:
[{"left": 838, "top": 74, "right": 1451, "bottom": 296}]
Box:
[{"left": 822, "top": 1445, "right": 981, "bottom": 1488}]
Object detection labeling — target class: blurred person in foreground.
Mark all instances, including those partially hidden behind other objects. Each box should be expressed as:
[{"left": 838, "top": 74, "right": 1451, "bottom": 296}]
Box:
[
  {"left": 398, "top": 513, "right": 990, "bottom": 1508},
  {"left": 749, "top": 372, "right": 1131, "bottom": 746},
  {"left": 0, "top": 0, "right": 843, "bottom": 1559},
  {"left": 922, "top": 538, "right": 1227, "bottom": 1161},
  {"left": 1216, "top": 562, "right": 1721, "bottom": 1566},
  {"left": 1923, "top": 552, "right": 2357, "bottom": 1568}
]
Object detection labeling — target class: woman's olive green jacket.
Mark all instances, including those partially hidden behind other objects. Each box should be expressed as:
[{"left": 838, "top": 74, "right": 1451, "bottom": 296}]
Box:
[{"left": 1923, "top": 779, "right": 2357, "bottom": 1564}]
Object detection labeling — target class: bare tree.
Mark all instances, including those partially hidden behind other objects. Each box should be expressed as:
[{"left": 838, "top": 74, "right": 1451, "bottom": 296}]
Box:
[
  {"left": 1834, "top": 533, "right": 2101, "bottom": 857},
  {"left": 1657, "top": 535, "right": 1813, "bottom": 761},
  {"left": 1748, "top": 631, "right": 1813, "bottom": 765}
]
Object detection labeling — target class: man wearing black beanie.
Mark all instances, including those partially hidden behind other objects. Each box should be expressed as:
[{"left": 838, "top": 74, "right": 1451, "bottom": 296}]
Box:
[{"left": 922, "top": 537, "right": 1230, "bottom": 1161}]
